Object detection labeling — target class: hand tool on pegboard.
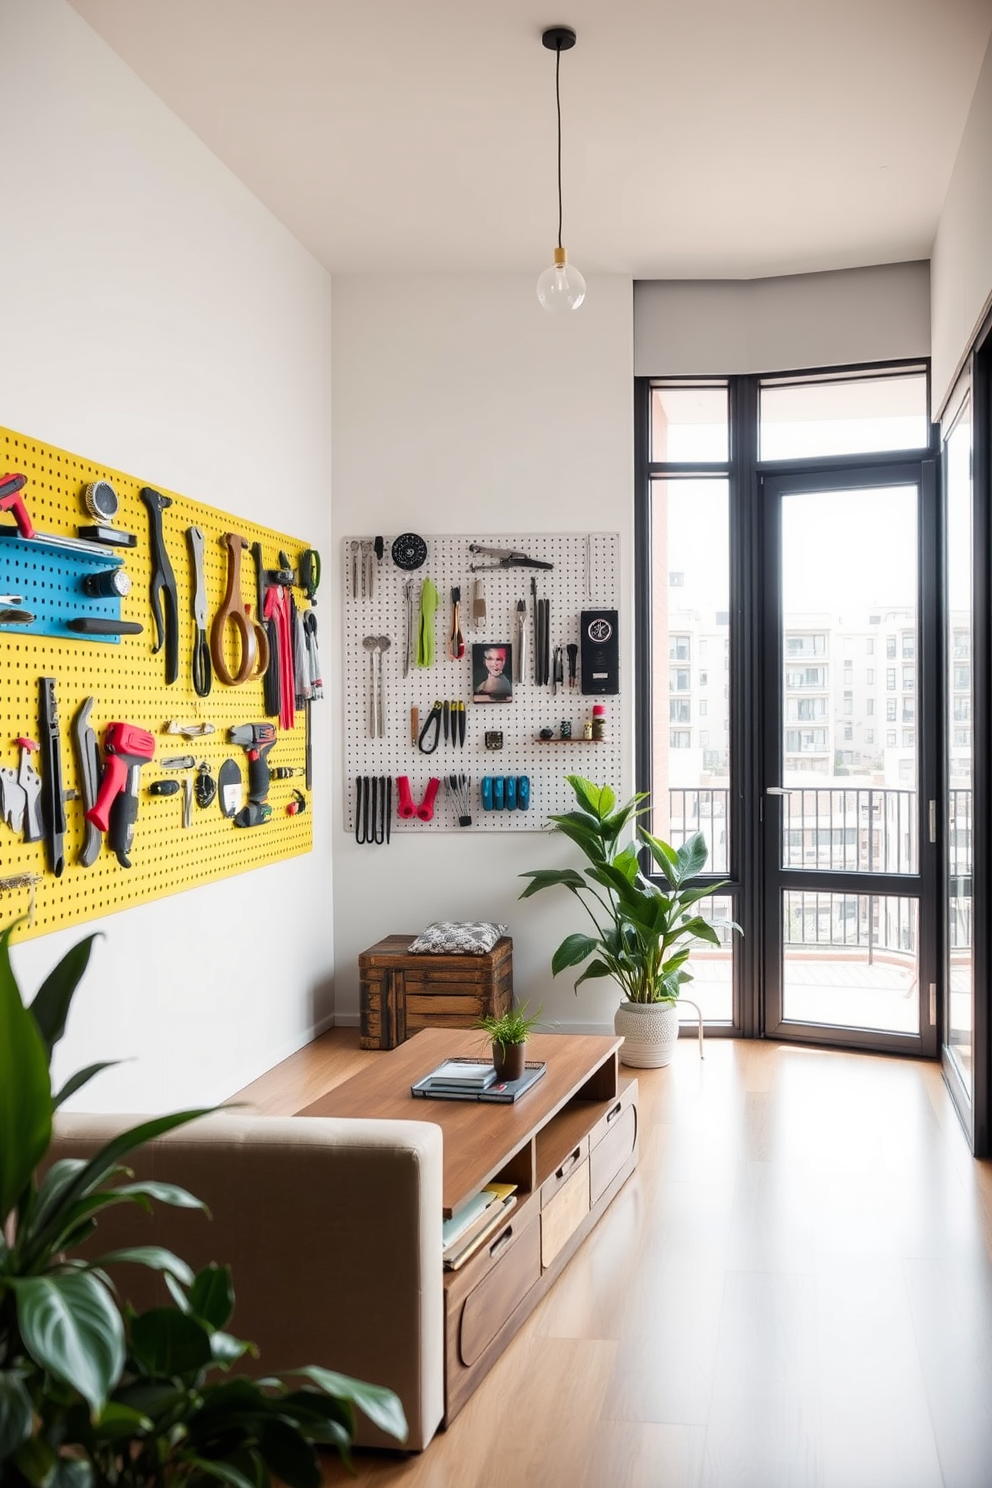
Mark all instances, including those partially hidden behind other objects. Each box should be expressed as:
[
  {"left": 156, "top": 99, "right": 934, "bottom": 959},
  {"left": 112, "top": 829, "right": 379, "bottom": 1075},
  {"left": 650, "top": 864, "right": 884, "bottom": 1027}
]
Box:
[
  {"left": 253, "top": 543, "right": 294, "bottom": 719},
  {"left": 67, "top": 618, "right": 143, "bottom": 636},
  {"left": 212, "top": 533, "right": 269, "bottom": 686},
  {"left": 515, "top": 598, "right": 528, "bottom": 684},
  {"left": 186, "top": 526, "right": 212, "bottom": 698},
  {"left": 72, "top": 699, "right": 102, "bottom": 868},
  {"left": 266, "top": 579, "right": 295, "bottom": 730},
  {"left": 87, "top": 723, "right": 156, "bottom": 869},
  {"left": 449, "top": 587, "right": 464, "bottom": 660},
  {"left": 0, "top": 473, "right": 124, "bottom": 559},
  {"left": 14, "top": 739, "right": 42, "bottom": 844},
  {"left": 396, "top": 776, "right": 440, "bottom": 822},
  {"left": 300, "top": 548, "right": 320, "bottom": 604},
  {"left": 286, "top": 789, "right": 307, "bottom": 817},
  {"left": 140, "top": 488, "right": 180, "bottom": 685},
  {"left": 165, "top": 720, "right": 216, "bottom": 737},
  {"left": 39, "top": 678, "right": 70, "bottom": 878},
  {"left": 228, "top": 723, "right": 277, "bottom": 828},
  {"left": 0, "top": 754, "right": 26, "bottom": 834},
  {"left": 467, "top": 543, "right": 554, "bottom": 572}
]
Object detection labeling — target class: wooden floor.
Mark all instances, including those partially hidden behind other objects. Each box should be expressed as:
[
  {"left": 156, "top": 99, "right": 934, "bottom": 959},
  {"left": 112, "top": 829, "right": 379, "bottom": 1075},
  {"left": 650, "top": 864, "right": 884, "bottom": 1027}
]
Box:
[{"left": 233, "top": 1033, "right": 992, "bottom": 1488}]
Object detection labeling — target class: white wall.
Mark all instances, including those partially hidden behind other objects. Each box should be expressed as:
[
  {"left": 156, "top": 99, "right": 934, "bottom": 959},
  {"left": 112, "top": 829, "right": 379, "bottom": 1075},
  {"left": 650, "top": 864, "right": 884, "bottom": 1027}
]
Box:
[
  {"left": 932, "top": 34, "right": 992, "bottom": 412},
  {"left": 0, "top": 0, "right": 333, "bottom": 1112},
  {"left": 634, "top": 263, "right": 931, "bottom": 378},
  {"left": 331, "top": 276, "right": 633, "bottom": 1032}
]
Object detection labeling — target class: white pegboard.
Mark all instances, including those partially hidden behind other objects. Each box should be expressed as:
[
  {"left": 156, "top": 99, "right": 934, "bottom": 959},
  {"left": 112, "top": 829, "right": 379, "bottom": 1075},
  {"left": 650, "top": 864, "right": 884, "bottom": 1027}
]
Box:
[{"left": 342, "top": 533, "right": 621, "bottom": 832}]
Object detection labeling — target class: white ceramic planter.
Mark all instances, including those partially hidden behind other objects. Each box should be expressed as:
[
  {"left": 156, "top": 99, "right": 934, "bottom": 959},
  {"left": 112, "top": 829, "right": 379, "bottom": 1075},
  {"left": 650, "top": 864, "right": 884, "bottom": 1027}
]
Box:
[{"left": 614, "top": 998, "right": 680, "bottom": 1068}]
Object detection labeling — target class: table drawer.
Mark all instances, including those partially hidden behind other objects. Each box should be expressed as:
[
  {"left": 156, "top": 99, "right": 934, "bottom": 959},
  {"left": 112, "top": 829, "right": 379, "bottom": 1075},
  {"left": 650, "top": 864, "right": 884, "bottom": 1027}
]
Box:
[
  {"left": 458, "top": 1210, "right": 542, "bottom": 1367},
  {"left": 541, "top": 1160, "right": 590, "bottom": 1268},
  {"left": 589, "top": 1083, "right": 638, "bottom": 1206},
  {"left": 540, "top": 1136, "right": 589, "bottom": 1208}
]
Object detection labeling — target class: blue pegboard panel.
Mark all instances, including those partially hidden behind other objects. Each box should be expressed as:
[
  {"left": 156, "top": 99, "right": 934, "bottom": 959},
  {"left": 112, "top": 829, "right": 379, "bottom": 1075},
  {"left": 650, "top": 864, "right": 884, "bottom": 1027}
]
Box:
[{"left": 0, "top": 531, "right": 125, "bottom": 643}]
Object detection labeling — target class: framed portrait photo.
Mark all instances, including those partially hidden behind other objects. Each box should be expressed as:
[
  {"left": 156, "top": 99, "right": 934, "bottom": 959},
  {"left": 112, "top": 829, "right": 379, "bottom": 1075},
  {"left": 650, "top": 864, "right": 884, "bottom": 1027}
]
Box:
[{"left": 472, "top": 642, "right": 513, "bottom": 702}]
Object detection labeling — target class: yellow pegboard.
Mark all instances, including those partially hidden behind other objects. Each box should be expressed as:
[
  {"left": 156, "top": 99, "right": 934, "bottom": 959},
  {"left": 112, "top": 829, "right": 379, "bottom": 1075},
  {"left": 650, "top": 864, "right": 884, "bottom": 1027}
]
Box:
[{"left": 0, "top": 425, "right": 315, "bottom": 942}]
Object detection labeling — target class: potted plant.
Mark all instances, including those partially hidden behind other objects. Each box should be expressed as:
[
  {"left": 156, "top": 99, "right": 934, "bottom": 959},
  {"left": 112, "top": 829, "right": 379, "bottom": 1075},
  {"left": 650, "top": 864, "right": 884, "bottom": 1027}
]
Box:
[
  {"left": 519, "top": 776, "right": 738, "bottom": 1068},
  {"left": 0, "top": 924, "right": 406, "bottom": 1486},
  {"left": 475, "top": 1002, "right": 542, "bottom": 1082}
]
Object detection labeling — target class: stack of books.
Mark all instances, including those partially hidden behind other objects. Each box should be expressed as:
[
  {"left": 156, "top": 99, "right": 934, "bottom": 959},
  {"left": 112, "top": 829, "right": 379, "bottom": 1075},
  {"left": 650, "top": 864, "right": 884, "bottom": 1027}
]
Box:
[
  {"left": 442, "top": 1182, "right": 518, "bottom": 1270},
  {"left": 411, "top": 1057, "right": 547, "bottom": 1104}
]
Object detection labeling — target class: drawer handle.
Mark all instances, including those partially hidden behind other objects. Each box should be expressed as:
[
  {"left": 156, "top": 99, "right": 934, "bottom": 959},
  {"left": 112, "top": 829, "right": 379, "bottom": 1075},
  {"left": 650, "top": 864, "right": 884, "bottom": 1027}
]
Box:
[
  {"left": 556, "top": 1147, "right": 581, "bottom": 1181},
  {"left": 605, "top": 1101, "right": 623, "bottom": 1124},
  {"left": 489, "top": 1225, "right": 513, "bottom": 1258}
]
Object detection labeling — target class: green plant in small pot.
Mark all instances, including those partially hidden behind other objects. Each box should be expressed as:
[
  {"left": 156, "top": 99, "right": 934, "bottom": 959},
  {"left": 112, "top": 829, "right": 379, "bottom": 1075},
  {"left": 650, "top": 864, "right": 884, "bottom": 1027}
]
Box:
[
  {"left": 519, "top": 776, "right": 739, "bottom": 1068},
  {"left": 475, "top": 1002, "right": 542, "bottom": 1082},
  {"left": 0, "top": 923, "right": 407, "bottom": 1486}
]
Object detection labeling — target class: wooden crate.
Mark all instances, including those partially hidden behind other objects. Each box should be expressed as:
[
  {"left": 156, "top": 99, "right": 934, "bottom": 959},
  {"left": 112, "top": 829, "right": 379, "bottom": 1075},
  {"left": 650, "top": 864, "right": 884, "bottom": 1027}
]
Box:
[{"left": 359, "top": 934, "right": 514, "bottom": 1050}]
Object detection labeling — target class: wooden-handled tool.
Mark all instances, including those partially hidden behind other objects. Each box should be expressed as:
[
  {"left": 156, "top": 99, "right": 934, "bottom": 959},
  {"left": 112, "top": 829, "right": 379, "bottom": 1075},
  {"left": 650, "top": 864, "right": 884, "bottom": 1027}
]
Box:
[
  {"left": 212, "top": 533, "right": 269, "bottom": 686},
  {"left": 449, "top": 586, "right": 464, "bottom": 659}
]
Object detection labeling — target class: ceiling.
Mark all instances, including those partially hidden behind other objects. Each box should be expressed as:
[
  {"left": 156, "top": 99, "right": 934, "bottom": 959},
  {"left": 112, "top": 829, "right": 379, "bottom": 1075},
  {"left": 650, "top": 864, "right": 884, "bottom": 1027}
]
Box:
[{"left": 69, "top": 0, "right": 992, "bottom": 280}]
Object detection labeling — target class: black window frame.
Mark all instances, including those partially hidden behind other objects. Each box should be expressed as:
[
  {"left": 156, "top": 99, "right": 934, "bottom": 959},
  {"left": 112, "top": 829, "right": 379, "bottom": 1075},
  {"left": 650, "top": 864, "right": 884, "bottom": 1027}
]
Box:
[{"left": 635, "top": 359, "right": 936, "bottom": 1041}]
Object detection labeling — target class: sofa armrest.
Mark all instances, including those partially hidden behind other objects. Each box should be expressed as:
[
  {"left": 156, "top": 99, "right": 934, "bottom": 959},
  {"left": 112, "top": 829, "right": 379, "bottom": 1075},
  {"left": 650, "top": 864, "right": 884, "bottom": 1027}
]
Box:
[{"left": 50, "top": 1113, "right": 444, "bottom": 1451}]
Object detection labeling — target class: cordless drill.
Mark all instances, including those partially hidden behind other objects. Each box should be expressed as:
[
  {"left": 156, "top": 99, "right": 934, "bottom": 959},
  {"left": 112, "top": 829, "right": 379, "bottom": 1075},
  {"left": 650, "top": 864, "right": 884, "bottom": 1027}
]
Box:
[
  {"left": 86, "top": 722, "right": 156, "bottom": 867},
  {"left": 228, "top": 722, "right": 277, "bottom": 827}
]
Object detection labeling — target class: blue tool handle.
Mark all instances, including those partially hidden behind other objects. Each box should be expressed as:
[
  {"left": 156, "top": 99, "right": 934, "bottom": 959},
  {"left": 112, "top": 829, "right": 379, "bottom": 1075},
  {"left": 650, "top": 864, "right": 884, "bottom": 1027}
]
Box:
[
  {"left": 517, "top": 776, "right": 530, "bottom": 811},
  {"left": 481, "top": 776, "right": 493, "bottom": 811},
  {"left": 505, "top": 776, "right": 517, "bottom": 810}
]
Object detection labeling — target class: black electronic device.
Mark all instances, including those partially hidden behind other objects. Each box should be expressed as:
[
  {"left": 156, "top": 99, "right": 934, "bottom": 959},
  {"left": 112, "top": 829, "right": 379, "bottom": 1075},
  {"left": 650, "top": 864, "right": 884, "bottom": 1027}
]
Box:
[{"left": 580, "top": 608, "right": 619, "bottom": 695}]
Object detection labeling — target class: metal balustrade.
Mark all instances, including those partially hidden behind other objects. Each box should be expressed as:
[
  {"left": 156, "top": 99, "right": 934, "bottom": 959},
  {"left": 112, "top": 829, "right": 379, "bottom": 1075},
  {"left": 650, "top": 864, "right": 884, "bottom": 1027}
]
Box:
[{"left": 662, "top": 785, "right": 974, "bottom": 955}]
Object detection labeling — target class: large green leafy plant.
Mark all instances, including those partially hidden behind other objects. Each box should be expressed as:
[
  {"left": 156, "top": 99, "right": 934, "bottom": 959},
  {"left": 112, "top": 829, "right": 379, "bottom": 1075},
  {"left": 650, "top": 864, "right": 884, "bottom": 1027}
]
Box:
[
  {"left": 520, "top": 776, "right": 737, "bottom": 1004},
  {"left": 0, "top": 925, "right": 406, "bottom": 1486}
]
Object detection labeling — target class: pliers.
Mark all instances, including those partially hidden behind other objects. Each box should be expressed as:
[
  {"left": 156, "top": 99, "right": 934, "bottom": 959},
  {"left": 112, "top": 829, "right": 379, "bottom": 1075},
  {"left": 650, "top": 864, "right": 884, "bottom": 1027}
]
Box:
[
  {"left": 186, "top": 526, "right": 212, "bottom": 697},
  {"left": 468, "top": 544, "right": 554, "bottom": 572},
  {"left": 140, "top": 487, "right": 179, "bottom": 685}
]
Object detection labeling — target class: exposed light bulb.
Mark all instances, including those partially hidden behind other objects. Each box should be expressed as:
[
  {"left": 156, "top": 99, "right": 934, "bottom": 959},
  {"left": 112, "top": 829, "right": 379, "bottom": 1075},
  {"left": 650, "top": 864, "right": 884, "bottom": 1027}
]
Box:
[{"left": 537, "top": 246, "right": 586, "bottom": 314}]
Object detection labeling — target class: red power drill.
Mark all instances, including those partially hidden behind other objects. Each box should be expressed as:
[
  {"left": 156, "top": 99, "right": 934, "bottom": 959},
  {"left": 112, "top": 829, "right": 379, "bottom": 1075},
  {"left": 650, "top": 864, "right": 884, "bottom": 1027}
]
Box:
[{"left": 86, "top": 722, "right": 156, "bottom": 868}]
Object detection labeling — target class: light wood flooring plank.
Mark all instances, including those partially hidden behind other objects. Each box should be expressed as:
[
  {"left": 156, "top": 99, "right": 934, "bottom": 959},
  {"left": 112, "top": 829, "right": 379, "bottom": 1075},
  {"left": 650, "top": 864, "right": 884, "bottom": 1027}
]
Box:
[{"left": 231, "top": 1032, "right": 992, "bottom": 1488}]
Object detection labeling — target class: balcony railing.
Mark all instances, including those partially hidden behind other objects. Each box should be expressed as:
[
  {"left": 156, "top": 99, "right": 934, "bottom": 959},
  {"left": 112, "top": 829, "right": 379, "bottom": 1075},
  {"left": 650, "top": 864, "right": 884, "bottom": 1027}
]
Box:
[{"left": 664, "top": 785, "right": 975, "bottom": 953}]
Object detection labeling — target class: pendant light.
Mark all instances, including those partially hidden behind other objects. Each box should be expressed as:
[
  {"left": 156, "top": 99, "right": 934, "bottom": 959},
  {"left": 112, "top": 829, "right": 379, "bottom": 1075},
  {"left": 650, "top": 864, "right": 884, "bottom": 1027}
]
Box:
[{"left": 536, "top": 26, "right": 586, "bottom": 314}]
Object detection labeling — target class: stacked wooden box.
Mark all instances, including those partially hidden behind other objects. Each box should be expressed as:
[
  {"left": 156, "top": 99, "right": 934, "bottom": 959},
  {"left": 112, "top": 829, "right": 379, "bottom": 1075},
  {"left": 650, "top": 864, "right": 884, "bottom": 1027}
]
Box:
[{"left": 358, "top": 934, "right": 513, "bottom": 1050}]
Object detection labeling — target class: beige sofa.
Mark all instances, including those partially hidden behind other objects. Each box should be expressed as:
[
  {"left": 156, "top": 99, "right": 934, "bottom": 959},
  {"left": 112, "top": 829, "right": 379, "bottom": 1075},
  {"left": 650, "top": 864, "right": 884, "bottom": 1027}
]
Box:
[{"left": 51, "top": 1113, "right": 445, "bottom": 1452}]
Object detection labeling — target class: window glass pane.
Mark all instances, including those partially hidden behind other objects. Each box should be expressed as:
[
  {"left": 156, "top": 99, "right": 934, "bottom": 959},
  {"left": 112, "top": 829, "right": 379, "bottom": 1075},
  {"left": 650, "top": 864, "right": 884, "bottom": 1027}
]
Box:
[
  {"left": 683, "top": 894, "right": 734, "bottom": 1022},
  {"left": 945, "top": 395, "right": 973, "bottom": 1096},
  {"left": 651, "top": 386, "right": 728, "bottom": 462},
  {"left": 650, "top": 479, "right": 730, "bottom": 873},
  {"left": 760, "top": 372, "right": 928, "bottom": 460},
  {"left": 780, "top": 486, "right": 918, "bottom": 873},
  {"left": 782, "top": 892, "right": 919, "bottom": 1034}
]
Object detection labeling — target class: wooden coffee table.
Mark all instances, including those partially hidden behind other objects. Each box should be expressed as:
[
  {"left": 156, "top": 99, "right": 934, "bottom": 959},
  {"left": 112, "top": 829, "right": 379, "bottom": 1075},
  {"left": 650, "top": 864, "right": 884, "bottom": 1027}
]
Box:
[
  {"left": 299, "top": 1027, "right": 622, "bottom": 1216},
  {"left": 299, "top": 1027, "right": 639, "bottom": 1424}
]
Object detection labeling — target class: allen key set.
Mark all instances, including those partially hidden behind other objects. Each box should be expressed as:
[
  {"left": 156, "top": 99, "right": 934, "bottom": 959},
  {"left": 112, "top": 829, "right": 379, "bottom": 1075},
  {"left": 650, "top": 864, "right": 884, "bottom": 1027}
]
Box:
[{"left": 343, "top": 532, "right": 622, "bottom": 835}]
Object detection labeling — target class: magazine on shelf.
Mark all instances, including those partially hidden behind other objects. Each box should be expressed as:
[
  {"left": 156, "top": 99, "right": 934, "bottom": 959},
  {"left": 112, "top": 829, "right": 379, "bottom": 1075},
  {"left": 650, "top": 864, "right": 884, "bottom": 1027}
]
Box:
[
  {"left": 444, "top": 1191, "right": 518, "bottom": 1270},
  {"left": 442, "top": 1182, "right": 517, "bottom": 1257},
  {"left": 412, "top": 1061, "right": 547, "bottom": 1104}
]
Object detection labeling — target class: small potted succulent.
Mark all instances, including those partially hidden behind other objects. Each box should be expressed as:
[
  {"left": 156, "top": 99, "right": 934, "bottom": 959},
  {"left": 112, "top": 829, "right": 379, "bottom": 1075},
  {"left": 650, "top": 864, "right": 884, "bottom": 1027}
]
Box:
[{"left": 476, "top": 1002, "right": 542, "bottom": 1082}]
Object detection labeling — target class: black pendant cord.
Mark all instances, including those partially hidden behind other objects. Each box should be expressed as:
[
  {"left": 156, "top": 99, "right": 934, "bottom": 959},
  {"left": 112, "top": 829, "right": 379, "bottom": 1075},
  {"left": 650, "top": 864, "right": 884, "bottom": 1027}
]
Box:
[{"left": 555, "top": 42, "right": 563, "bottom": 250}]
